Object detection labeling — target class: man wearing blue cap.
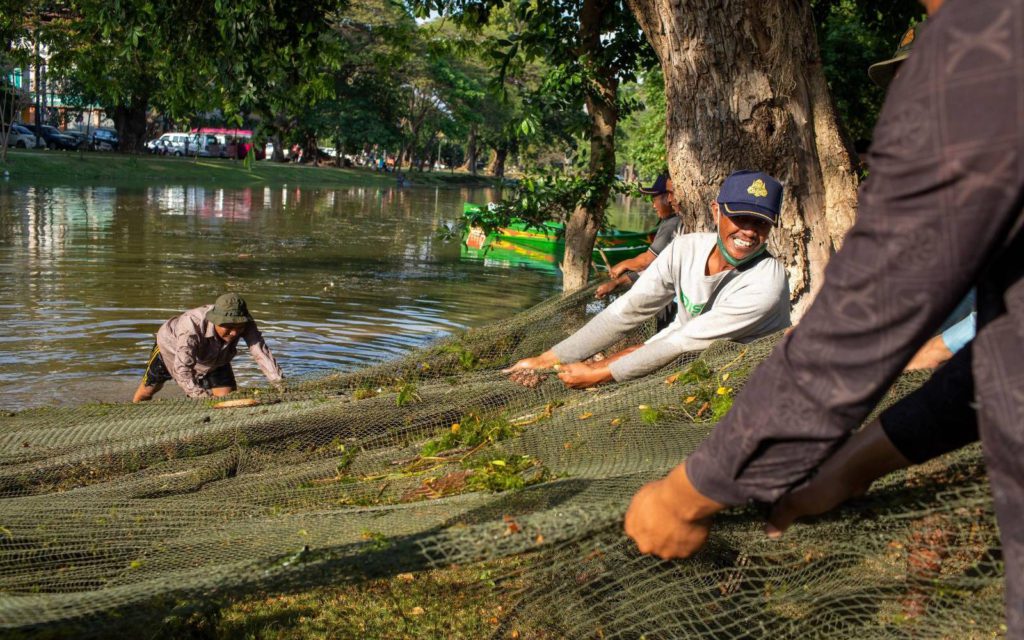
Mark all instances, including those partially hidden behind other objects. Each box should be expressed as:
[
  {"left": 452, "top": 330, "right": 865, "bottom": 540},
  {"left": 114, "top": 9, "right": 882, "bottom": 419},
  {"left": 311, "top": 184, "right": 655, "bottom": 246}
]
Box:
[
  {"left": 504, "top": 170, "right": 791, "bottom": 389},
  {"left": 595, "top": 173, "right": 683, "bottom": 300}
]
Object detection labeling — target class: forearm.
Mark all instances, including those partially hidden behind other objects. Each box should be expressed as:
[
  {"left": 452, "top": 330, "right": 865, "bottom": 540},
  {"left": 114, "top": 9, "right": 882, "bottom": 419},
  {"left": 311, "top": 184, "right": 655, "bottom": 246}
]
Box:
[
  {"left": 551, "top": 306, "right": 637, "bottom": 364},
  {"left": 171, "top": 363, "right": 206, "bottom": 398},
  {"left": 601, "top": 344, "right": 642, "bottom": 365}
]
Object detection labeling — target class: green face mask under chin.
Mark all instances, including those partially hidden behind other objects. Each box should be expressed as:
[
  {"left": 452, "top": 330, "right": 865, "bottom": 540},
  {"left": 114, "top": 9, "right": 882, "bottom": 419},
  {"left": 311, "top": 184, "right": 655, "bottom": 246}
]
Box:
[{"left": 716, "top": 231, "right": 767, "bottom": 268}]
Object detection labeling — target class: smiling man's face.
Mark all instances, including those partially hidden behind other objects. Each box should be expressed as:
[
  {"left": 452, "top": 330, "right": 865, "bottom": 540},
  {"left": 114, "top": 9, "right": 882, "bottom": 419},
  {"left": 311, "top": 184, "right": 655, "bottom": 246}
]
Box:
[{"left": 713, "top": 201, "right": 773, "bottom": 262}]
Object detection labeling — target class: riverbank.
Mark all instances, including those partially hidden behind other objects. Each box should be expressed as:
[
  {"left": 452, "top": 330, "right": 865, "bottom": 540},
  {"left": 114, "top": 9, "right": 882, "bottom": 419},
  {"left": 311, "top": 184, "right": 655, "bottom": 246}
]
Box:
[{"left": 0, "top": 149, "right": 498, "bottom": 188}]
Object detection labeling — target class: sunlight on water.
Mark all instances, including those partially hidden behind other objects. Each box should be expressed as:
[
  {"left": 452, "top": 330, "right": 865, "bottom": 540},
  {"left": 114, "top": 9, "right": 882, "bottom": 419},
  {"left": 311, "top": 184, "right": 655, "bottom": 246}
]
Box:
[{"left": 0, "top": 184, "right": 657, "bottom": 409}]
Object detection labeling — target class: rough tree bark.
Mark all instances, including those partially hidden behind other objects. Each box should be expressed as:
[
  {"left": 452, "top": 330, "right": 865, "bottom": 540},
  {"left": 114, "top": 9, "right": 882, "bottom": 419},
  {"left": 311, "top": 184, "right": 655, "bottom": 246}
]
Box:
[
  {"left": 488, "top": 146, "right": 508, "bottom": 180},
  {"left": 113, "top": 94, "right": 150, "bottom": 154},
  {"left": 562, "top": 0, "right": 619, "bottom": 293},
  {"left": 626, "top": 0, "right": 859, "bottom": 317},
  {"left": 461, "top": 123, "right": 478, "bottom": 176}
]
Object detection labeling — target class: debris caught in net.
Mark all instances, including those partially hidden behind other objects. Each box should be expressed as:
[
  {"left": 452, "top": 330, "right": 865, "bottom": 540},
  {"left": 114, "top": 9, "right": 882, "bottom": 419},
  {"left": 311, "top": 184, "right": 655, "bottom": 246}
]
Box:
[{"left": 0, "top": 286, "right": 1003, "bottom": 637}]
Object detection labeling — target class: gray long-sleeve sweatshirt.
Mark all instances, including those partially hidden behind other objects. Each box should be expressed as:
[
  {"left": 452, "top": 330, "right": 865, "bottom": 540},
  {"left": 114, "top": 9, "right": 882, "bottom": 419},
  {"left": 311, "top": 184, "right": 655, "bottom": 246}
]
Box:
[{"left": 551, "top": 233, "right": 791, "bottom": 380}]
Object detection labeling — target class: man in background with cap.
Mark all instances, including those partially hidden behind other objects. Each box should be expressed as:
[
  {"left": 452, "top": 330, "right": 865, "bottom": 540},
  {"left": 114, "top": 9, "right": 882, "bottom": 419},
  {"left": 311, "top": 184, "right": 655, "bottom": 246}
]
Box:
[
  {"left": 132, "top": 293, "right": 284, "bottom": 402},
  {"left": 504, "top": 170, "right": 791, "bottom": 389},
  {"left": 595, "top": 173, "right": 683, "bottom": 300}
]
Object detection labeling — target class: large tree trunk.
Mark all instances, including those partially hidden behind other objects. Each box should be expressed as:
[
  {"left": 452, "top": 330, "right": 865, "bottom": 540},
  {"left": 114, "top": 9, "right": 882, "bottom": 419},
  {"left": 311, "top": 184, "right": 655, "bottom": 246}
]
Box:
[
  {"left": 562, "top": 0, "right": 619, "bottom": 293},
  {"left": 489, "top": 146, "right": 508, "bottom": 180},
  {"left": 461, "top": 124, "right": 478, "bottom": 175},
  {"left": 113, "top": 95, "right": 149, "bottom": 154},
  {"left": 627, "top": 0, "right": 859, "bottom": 317}
]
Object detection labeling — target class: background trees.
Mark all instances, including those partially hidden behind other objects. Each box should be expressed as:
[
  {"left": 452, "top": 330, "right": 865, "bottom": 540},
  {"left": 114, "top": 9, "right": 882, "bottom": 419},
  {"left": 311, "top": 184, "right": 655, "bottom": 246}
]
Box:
[
  {"left": 626, "top": 0, "right": 919, "bottom": 315},
  {"left": 0, "top": 0, "right": 33, "bottom": 162},
  {"left": 8, "top": 0, "right": 921, "bottom": 293}
]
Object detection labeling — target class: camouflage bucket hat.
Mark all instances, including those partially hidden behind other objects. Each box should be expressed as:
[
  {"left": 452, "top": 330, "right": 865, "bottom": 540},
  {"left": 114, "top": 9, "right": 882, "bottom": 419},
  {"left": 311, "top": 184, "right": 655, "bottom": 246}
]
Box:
[
  {"left": 205, "top": 293, "right": 253, "bottom": 326},
  {"left": 868, "top": 22, "right": 923, "bottom": 89}
]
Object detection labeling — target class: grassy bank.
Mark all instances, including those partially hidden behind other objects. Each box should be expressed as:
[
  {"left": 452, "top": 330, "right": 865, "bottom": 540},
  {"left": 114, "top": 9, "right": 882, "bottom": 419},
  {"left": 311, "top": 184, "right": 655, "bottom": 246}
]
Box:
[
  {"left": 12, "top": 560, "right": 542, "bottom": 640},
  {"left": 0, "top": 149, "right": 498, "bottom": 189}
]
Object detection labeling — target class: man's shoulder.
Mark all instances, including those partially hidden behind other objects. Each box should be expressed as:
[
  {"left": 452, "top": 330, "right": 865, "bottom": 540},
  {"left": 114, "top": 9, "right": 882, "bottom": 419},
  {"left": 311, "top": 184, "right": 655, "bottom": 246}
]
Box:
[
  {"left": 173, "top": 305, "right": 213, "bottom": 332},
  {"left": 739, "top": 253, "right": 790, "bottom": 293},
  {"left": 666, "top": 231, "right": 714, "bottom": 252}
]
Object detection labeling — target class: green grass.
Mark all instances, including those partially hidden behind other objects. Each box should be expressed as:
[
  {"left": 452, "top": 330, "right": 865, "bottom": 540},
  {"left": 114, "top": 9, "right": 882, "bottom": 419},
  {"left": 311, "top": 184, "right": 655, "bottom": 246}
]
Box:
[
  {"left": 0, "top": 149, "right": 497, "bottom": 189},
  {"left": 214, "top": 563, "right": 525, "bottom": 640}
]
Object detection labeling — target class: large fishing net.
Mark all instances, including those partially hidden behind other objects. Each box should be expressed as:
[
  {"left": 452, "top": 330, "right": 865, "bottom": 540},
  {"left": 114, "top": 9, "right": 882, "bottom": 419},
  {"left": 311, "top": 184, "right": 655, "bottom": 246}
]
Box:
[{"left": 0, "top": 286, "right": 1003, "bottom": 637}]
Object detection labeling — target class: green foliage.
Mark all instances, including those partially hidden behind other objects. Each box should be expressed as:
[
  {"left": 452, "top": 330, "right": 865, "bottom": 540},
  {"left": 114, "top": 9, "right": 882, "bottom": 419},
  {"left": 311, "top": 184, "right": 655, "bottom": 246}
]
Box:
[
  {"left": 616, "top": 66, "right": 667, "bottom": 181},
  {"left": 439, "top": 344, "right": 479, "bottom": 371},
  {"left": 464, "top": 454, "right": 545, "bottom": 492},
  {"left": 353, "top": 386, "right": 380, "bottom": 401},
  {"left": 811, "top": 0, "right": 924, "bottom": 146},
  {"left": 672, "top": 360, "right": 739, "bottom": 423},
  {"left": 637, "top": 405, "right": 662, "bottom": 425},
  {"left": 394, "top": 381, "right": 421, "bottom": 407},
  {"left": 467, "top": 171, "right": 636, "bottom": 234},
  {"left": 421, "top": 412, "right": 520, "bottom": 457}
]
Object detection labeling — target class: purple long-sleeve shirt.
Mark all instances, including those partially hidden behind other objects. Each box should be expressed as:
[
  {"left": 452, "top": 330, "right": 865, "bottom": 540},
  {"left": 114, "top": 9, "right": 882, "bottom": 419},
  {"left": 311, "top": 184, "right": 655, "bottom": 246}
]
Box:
[
  {"left": 155, "top": 305, "right": 283, "bottom": 398},
  {"left": 683, "top": 1, "right": 1024, "bottom": 631}
]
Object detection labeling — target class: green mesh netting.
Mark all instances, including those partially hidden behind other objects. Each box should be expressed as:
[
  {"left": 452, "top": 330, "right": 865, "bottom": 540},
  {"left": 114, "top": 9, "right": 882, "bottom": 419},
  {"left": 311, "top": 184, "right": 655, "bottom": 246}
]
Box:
[{"left": 0, "top": 286, "right": 1004, "bottom": 637}]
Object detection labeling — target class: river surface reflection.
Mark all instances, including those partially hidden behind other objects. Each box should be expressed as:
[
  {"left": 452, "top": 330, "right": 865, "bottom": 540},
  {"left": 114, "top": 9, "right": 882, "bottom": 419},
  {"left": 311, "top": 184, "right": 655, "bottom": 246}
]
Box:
[{"left": 0, "top": 184, "right": 656, "bottom": 409}]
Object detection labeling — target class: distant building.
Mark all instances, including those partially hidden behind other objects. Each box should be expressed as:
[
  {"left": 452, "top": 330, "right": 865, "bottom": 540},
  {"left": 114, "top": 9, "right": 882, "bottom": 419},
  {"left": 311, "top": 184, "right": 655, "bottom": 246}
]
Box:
[{"left": 9, "top": 33, "right": 110, "bottom": 131}]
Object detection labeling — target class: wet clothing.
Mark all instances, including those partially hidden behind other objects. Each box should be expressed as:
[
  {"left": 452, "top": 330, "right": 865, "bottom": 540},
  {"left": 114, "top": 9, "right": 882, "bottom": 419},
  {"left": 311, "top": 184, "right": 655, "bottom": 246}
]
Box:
[
  {"left": 625, "top": 217, "right": 684, "bottom": 284},
  {"left": 552, "top": 232, "right": 790, "bottom": 381},
  {"left": 684, "top": 0, "right": 1024, "bottom": 632},
  {"left": 141, "top": 343, "right": 238, "bottom": 391},
  {"left": 879, "top": 344, "right": 979, "bottom": 465},
  {"left": 152, "top": 304, "right": 283, "bottom": 398}
]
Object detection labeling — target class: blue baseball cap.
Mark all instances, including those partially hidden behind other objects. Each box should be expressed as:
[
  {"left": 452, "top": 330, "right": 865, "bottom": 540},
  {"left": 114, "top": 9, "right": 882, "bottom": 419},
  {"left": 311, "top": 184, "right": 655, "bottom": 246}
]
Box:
[
  {"left": 717, "top": 170, "right": 783, "bottom": 225},
  {"left": 638, "top": 173, "right": 670, "bottom": 196}
]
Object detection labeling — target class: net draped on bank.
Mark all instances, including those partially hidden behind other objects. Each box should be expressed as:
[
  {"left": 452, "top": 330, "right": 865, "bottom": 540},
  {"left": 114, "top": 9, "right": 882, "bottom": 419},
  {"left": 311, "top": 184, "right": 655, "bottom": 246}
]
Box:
[{"left": 0, "top": 285, "right": 1004, "bottom": 637}]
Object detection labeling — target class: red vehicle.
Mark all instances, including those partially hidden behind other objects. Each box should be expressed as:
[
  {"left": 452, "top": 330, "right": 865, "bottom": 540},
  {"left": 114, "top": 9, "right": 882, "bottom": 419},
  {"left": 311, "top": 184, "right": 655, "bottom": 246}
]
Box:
[{"left": 190, "top": 128, "right": 265, "bottom": 160}]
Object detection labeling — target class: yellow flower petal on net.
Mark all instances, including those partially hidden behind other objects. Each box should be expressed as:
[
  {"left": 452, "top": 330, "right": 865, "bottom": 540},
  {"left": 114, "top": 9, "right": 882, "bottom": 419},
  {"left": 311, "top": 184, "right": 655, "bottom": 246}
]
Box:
[
  {"left": 684, "top": 396, "right": 696, "bottom": 404},
  {"left": 578, "top": 412, "right": 593, "bottom": 420},
  {"left": 451, "top": 423, "right": 460, "bottom": 433},
  {"left": 664, "top": 373, "right": 680, "bottom": 385},
  {"left": 638, "top": 404, "right": 650, "bottom": 411},
  {"left": 610, "top": 418, "right": 622, "bottom": 427},
  {"left": 721, "top": 372, "right": 730, "bottom": 382},
  {"left": 716, "top": 387, "right": 729, "bottom": 395}
]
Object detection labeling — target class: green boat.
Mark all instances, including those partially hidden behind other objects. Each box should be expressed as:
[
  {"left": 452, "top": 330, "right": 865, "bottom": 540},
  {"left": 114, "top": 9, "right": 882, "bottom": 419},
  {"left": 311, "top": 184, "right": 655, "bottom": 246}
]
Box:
[{"left": 462, "top": 203, "right": 654, "bottom": 270}]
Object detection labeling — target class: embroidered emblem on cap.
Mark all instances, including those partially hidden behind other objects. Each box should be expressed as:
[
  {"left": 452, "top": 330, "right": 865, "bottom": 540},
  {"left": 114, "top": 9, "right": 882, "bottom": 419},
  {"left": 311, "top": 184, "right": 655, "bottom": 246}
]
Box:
[
  {"left": 900, "top": 27, "right": 915, "bottom": 48},
  {"left": 747, "top": 179, "right": 768, "bottom": 198}
]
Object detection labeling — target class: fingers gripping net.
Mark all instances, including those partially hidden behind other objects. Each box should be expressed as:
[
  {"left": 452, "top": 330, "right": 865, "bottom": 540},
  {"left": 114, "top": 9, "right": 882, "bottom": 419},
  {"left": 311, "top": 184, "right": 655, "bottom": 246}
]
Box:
[{"left": 0, "top": 286, "right": 1003, "bottom": 636}]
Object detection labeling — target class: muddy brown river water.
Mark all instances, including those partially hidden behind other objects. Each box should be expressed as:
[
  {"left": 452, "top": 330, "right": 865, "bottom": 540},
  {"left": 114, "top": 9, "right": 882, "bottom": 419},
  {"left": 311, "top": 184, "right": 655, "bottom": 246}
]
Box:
[{"left": 0, "top": 183, "right": 655, "bottom": 409}]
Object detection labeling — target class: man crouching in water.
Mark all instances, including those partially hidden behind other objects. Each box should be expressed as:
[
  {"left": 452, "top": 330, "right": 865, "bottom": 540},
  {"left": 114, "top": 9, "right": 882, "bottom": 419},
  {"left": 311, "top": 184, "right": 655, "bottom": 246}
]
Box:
[
  {"left": 133, "top": 293, "right": 284, "bottom": 402},
  {"left": 504, "top": 170, "right": 791, "bottom": 389}
]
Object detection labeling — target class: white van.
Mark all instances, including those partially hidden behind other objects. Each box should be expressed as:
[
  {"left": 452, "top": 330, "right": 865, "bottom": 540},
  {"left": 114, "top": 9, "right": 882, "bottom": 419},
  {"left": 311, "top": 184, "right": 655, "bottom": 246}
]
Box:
[{"left": 146, "top": 132, "right": 220, "bottom": 157}]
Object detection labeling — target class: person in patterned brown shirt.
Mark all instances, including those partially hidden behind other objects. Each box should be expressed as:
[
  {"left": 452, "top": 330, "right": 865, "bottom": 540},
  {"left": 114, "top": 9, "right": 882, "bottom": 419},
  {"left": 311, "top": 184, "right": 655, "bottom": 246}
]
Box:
[
  {"left": 625, "top": 0, "right": 1024, "bottom": 633},
  {"left": 133, "top": 293, "right": 283, "bottom": 402}
]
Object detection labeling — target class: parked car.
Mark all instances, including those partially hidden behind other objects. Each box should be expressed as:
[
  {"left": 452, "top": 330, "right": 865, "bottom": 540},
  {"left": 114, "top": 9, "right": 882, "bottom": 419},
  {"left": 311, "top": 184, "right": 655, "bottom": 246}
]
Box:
[
  {"left": 89, "top": 128, "right": 119, "bottom": 151},
  {"left": 61, "top": 129, "right": 87, "bottom": 147},
  {"left": 4, "top": 123, "right": 45, "bottom": 149},
  {"left": 25, "top": 124, "right": 81, "bottom": 151}
]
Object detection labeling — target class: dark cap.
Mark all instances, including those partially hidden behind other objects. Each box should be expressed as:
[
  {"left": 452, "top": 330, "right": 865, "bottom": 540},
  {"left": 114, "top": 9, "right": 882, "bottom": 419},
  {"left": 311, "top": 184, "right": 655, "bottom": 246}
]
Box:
[
  {"left": 205, "top": 293, "right": 253, "bottom": 326},
  {"left": 638, "top": 173, "right": 670, "bottom": 196},
  {"left": 868, "top": 22, "right": 923, "bottom": 88},
  {"left": 717, "top": 170, "right": 784, "bottom": 225}
]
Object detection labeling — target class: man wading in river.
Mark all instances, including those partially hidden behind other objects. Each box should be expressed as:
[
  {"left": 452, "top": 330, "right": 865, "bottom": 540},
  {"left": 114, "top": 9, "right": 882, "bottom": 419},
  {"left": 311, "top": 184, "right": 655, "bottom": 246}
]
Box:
[
  {"left": 504, "top": 170, "right": 791, "bottom": 389},
  {"left": 132, "top": 293, "right": 284, "bottom": 402}
]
